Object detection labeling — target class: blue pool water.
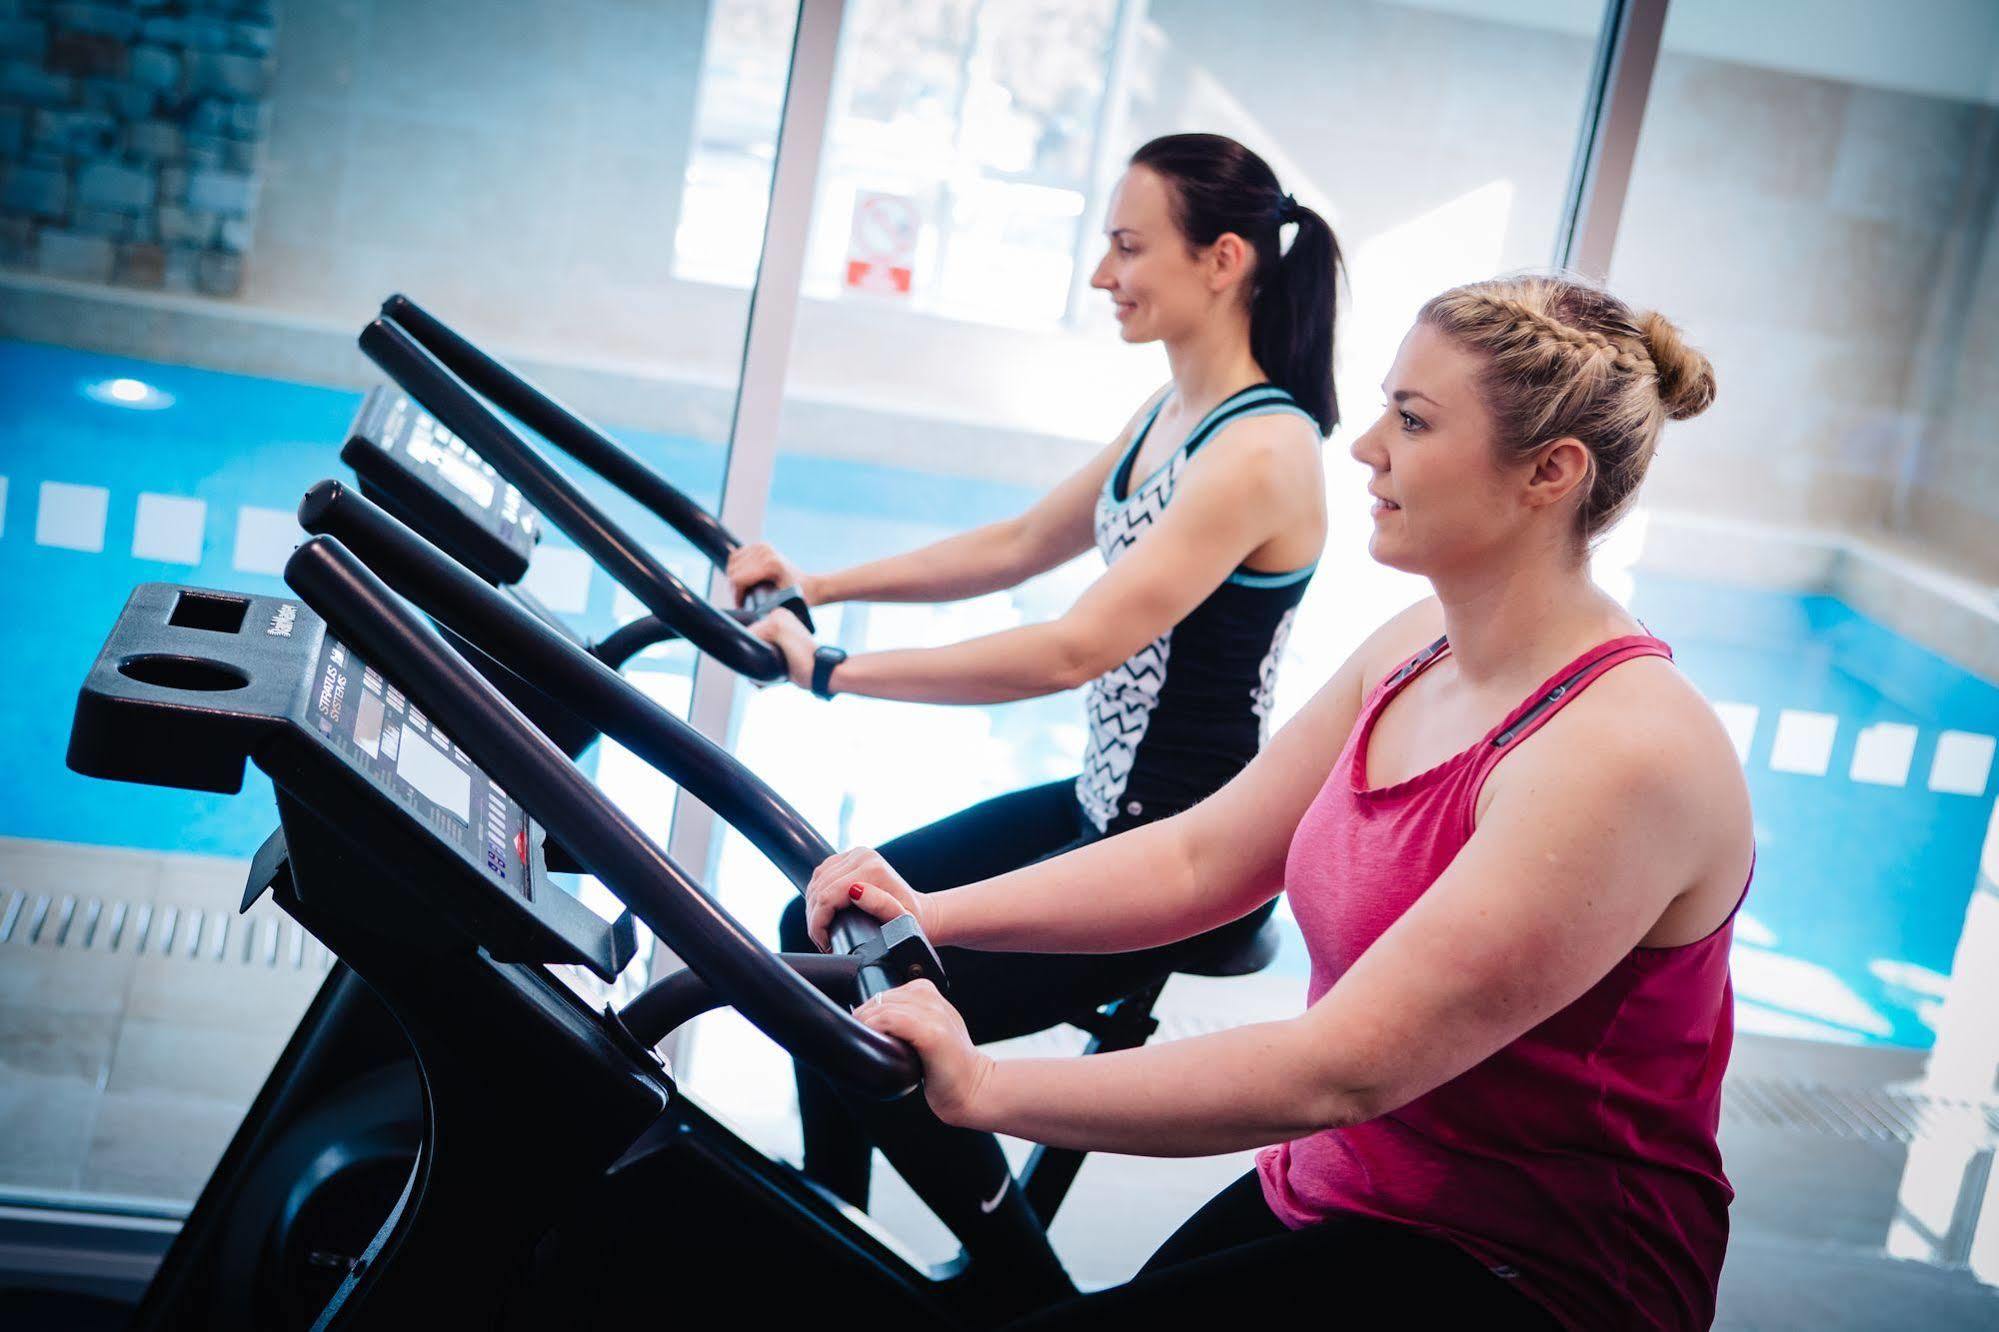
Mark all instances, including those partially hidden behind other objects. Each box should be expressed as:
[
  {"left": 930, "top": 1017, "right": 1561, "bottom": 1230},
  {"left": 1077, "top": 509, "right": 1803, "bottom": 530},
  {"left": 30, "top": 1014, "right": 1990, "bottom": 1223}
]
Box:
[
  {"left": 1628, "top": 577, "right": 1999, "bottom": 1047},
  {"left": 2, "top": 338, "right": 1996, "bottom": 1051},
  {"left": 0, "top": 339, "right": 1038, "bottom": 859}
]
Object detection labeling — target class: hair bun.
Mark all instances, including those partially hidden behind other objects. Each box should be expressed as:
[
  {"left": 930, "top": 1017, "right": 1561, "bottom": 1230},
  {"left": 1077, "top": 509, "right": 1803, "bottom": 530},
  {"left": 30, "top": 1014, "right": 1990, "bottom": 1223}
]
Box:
[{"left": 1639, "top": 311, "right": 1716, "bottom": 421}]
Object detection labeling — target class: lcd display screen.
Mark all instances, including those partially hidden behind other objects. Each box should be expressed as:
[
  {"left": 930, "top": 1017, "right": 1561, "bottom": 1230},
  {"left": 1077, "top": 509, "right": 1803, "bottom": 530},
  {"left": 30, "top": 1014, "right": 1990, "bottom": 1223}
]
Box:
[
  {"left": 395, "top": 725, "right": 471, "bottom": 824},
  {"left": 409, "top": 434, "right": 497, "bottom": 509},
  {"left": 353, "top": 687, "right": 386, "bottom": 758}
]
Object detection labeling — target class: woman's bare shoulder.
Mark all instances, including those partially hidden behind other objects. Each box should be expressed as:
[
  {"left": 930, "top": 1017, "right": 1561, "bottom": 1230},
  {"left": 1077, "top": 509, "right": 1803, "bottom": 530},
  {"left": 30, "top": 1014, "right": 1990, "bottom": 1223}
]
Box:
[{"left": 1354, "top": 596, "right": 1447, "bottom": 698}]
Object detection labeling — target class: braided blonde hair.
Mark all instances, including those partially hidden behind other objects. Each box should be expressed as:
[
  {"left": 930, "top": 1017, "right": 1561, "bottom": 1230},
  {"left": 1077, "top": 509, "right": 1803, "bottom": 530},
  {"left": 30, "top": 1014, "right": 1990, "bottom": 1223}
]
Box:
[{"left": 1417, "top": 274, "right": 1716, "bottom": 548}]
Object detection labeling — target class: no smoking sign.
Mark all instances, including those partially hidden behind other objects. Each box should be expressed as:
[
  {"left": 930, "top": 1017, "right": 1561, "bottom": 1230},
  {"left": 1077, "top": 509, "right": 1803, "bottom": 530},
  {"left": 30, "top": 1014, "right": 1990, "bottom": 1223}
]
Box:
[{"left": 845, "top": 191, "right": 919, "bottom": 296}]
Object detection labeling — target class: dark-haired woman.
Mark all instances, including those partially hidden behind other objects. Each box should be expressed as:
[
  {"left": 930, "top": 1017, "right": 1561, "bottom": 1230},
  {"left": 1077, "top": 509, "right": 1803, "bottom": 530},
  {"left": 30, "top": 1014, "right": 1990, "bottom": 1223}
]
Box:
[{"left": 736, "top": 133, "right": 1344, "bottom": 1220}]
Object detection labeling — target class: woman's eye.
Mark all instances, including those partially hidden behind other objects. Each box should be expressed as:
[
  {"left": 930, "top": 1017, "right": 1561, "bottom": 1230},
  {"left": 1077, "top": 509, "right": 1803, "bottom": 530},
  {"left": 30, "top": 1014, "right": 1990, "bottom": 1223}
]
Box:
[{"left": 1398, "top": 411, "right": 1424, "bottom": 431}]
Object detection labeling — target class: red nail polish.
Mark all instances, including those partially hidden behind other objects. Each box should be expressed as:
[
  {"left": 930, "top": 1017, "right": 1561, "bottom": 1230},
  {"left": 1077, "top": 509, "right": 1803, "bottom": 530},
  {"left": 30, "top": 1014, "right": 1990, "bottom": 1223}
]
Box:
[{"left": 848, "top": 884, "right": 864, "bottom": 900}]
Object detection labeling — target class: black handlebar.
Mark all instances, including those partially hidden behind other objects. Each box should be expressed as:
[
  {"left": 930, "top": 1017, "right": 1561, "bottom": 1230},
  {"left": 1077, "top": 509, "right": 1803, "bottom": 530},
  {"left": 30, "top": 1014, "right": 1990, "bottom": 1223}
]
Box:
[
  {"left": 298, "top": 482, "right": 823, "bottom": 872},
  {"left": 296, "top": 480, "right": 944, "bottom": 1005},
  {"left": 382, "top": 293, "right": 739, "bottom": 568},
  {"left": 282, "top": 533, "right": 923, "bottom": 1099},
  {"left": 357, "top": 317, "right": 788, "bottom": 682}
]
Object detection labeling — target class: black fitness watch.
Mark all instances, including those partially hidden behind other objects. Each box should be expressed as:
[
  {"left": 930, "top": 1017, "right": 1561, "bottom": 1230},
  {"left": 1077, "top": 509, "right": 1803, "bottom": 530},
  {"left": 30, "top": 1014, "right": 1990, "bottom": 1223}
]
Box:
[{"left": 810, "top": 645, "right": 848, "bottom": 700}]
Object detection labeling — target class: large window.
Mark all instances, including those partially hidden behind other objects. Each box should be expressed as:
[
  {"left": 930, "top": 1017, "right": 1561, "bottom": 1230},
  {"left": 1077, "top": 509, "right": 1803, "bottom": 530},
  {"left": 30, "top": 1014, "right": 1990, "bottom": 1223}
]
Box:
[
  {"left": 682, "top": 0, "right": 1123, "bottom": 326},
  {"left": 677, "top": 0, "right": 1615, "bottom": 1278},
  {"left": 1609, "top": 0, "right": 1999, "bottom": 1052},
  {"left": 1606, "top": 0, "right": 1999, "bottom": 1290}
]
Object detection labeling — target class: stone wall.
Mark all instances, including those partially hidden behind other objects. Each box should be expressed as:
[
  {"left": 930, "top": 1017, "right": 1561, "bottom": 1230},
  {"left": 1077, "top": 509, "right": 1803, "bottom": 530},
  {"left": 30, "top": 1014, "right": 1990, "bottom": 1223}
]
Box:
[{"left": 0, "top": 0, "right": 275, "bottom": 295}]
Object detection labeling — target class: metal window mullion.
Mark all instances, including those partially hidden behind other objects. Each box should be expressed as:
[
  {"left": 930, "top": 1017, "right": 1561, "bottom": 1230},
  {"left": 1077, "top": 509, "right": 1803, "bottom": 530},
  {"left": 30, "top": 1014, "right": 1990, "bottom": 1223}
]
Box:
[
  {"left": 1555, "top": 0, "right": 1670, "bottom": 281},
  {"left": 1065, "top": 0, "right": 1147, "bottom": 326},
  {"left": 665, "top": 0, "right": 846, "bottom": 894}
]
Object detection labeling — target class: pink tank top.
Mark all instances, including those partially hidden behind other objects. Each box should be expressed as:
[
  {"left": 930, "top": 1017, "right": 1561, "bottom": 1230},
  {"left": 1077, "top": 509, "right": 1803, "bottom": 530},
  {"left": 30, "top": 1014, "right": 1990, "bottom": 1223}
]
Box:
[{"left": 1256, "top": 633, "right": 1744, "bottom": 1331}]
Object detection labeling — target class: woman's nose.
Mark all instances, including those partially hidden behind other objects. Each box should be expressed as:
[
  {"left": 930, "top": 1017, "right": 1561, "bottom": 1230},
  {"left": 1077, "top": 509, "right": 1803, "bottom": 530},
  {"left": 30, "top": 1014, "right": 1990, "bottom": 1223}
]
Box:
[{"left": 1349, "top": 419, "right": 1385, "bottom": 467}]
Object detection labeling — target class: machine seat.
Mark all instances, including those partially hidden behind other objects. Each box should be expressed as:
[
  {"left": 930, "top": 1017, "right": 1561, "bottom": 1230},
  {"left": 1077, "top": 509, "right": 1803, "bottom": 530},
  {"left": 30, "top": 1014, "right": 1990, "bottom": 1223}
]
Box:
[{"left": 1171, "top": 916, "right": 1282, "bottom": 978}]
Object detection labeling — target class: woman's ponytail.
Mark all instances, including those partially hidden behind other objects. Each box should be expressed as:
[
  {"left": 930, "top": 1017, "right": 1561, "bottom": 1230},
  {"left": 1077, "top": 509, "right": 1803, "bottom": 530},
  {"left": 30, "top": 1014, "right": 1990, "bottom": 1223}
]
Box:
[
  {"left": 1251, "top": 200, "right": 1341, "bottom": 436},
  {"left": 1129, "top": 134, "right": 1344, "bottom": 437}
]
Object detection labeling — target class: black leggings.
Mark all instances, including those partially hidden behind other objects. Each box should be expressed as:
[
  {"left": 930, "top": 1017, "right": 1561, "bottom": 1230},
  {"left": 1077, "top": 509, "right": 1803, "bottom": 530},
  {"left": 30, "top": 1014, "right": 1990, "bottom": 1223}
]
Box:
[
  {"left": 777, "top": 777, "right": 1275, "bottom": 1208},
  {"left": 1006, "top": 1170, "right": 1561, "bottom": 1328}
]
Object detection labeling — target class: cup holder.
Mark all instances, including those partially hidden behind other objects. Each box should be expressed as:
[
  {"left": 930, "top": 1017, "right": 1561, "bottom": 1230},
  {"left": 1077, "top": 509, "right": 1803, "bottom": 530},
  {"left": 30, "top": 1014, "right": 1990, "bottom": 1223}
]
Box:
[{"left": 118, "top": 654, "right": 251, "bottom": 693}]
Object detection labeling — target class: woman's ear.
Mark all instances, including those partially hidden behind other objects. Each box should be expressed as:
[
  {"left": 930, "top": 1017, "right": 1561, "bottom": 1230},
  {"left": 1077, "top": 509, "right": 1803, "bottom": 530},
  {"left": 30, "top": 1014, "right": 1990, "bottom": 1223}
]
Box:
[
  {"left": 1207, "top": 232, "right": 1251, "bottom": 293},
  {"left": 1524, "top": 437, "right": 1593, "bottom": 512}
]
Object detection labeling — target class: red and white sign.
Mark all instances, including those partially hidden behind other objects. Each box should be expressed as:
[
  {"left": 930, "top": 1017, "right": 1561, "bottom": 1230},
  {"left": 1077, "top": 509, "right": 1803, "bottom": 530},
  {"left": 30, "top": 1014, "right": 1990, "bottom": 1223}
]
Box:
[{"left": 844, "top": 190, "right": 919, "bottom": 296}]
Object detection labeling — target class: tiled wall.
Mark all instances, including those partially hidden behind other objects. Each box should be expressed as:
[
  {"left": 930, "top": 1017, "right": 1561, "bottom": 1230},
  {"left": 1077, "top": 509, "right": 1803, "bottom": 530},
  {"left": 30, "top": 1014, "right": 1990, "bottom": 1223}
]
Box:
[
  {"left": 1906, "top": 167, "right": 1999, "bottom": 581},
  {"left": 1614, "top": 52, "right": 1998, "bottom": 569}
]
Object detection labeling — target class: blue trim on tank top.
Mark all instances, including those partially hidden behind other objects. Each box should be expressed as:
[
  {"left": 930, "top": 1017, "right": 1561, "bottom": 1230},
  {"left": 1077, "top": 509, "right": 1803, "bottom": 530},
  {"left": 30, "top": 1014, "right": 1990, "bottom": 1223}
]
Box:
[
  {"left": 1226, "top": 561, "right": 1317, "bottom": 589},
  {"left": 1102, "top": 395, "right": 1172, "bottom": 503},
  {"left": 1102, "top": 386, "right": 1308, "bottom": 507}
]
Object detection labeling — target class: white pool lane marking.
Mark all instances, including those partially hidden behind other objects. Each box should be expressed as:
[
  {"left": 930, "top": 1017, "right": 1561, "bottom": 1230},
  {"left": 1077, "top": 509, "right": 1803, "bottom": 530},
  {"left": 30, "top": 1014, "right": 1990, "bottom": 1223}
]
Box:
[
  {"left": 1930, "top": 732, "right": 1996, "bottom": 797},
  {"left": 35, "top": 481, "right": 109, "bottom": 553},
  {"left": 522, "top": 543, "right": 593, "bottom": 614},
  {"left": 1851, "top": 722, "right": 1919, "bottom": 787},
  {"left": 1709, "top": 700, "right": 1993, "bottom": 797},
  {"left": 132, "top": 493, "right": 207, "bottom": 565},
  {"left": 232, "top": 504, "right": 297, "bottom": 575},
  {"left": 1771, "top": 710, "right": 1840, "bottom": 776},
  {"left": 1713, "top": 701, "right": 1759, "bottom": 764},
  {"left": 5, "top": 474, "right": 1996, "bottom": 799}
]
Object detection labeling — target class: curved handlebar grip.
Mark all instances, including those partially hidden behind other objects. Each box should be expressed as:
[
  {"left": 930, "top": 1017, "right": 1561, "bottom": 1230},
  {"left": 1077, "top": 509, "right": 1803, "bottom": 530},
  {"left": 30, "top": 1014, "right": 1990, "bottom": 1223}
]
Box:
[
  {"left": 357, "top": 318, "right": 786, "bottom": 683},
  {"left": 621, "top": 953, "right": 862, "bottom": 1049},
  {"left": 295, "top": 481, "right": 920, "bottom": 997},
  {"left": 281, "top": 533, "right": 922, "bottom": 1098}
]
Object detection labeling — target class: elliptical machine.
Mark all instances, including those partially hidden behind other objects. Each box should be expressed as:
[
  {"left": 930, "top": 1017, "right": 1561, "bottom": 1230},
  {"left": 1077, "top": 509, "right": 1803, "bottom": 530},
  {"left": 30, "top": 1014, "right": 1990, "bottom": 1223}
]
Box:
[
  {"left": 72, "top": 519, "right": 1074, "bottom": 1327},
  {"left": 326, "top": 298, "right": 1282, "bottom": 1216}
]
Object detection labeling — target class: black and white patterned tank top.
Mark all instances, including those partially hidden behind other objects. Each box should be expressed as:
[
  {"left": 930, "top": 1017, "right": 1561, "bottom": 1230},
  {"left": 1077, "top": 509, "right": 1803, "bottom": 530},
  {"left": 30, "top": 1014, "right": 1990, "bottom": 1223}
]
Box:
[{"left": 1076, "top": 383, "right": 1319, "bottom": 833}]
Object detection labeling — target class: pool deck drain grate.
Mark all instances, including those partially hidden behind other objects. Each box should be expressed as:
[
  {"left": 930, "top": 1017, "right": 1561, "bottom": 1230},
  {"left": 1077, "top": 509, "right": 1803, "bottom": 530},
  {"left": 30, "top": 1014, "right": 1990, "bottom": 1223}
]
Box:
[{"left": 0, "top": 885, "right": 332, "bottom": 971}]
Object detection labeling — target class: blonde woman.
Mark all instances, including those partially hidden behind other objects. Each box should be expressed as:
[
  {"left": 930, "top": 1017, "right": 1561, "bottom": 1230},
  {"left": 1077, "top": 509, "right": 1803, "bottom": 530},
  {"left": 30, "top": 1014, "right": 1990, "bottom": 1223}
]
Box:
[{"left": 809, "top": 275, "right": 1747, "bottom": 1330}]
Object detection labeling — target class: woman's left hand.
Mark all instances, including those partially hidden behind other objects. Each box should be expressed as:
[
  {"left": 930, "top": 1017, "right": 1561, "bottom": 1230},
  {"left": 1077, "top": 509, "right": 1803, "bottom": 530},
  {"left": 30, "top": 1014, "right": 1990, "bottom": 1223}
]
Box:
[
  {"left": 855, "top": 979, "right": 997, "bottom": 1128},
  {"left": 747, "top": 607, "right": 819, "bottom": 689}
]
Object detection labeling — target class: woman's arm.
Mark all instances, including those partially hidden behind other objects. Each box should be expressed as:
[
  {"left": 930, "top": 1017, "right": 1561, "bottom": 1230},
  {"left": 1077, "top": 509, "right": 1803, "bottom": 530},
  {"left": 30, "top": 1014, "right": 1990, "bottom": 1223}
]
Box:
[
  {"left": 861, "top": 671, "right": 1745, "bottom": 1156},
  {"left": 729, "top": 391, "right": 1170, "bottom": 608},
  {"left": 809, "top": 438, "right": 1116, "bottom": 606},
  {"left": 758, "top": 415, "right": 1323, "bottom": 704},
  {"left": 802, "top": 599, "right": 1442, "bottom": 953}
]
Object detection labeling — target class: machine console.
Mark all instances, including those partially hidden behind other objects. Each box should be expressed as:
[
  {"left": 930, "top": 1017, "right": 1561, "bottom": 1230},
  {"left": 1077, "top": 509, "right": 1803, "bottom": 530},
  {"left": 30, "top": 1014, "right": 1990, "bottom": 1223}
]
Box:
[
  {"left": 304, "top": 633, "right": 541, "bottom": 902},
  {"left": 70, "top": 584, "right": 632, "bottom": 978},
  {"left": 343, "top": 386, "right": 539, "bottom": 585}
]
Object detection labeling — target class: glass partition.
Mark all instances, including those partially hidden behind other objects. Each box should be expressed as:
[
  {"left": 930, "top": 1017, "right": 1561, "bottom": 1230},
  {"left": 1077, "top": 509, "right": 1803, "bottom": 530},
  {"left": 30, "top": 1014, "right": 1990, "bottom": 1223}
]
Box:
[{"left": 0, "top": 0, "right": 796, "bottom": 1215}]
